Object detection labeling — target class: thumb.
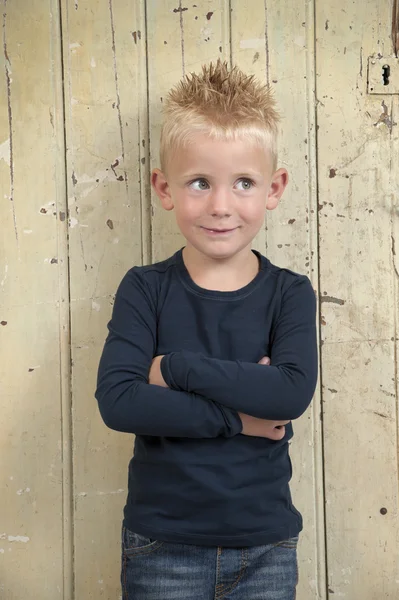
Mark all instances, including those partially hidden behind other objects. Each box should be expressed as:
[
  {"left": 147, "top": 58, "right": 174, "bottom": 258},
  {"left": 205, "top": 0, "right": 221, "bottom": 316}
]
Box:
[{"left": 258, "top": 356, "right": 270, "bottom": 366}]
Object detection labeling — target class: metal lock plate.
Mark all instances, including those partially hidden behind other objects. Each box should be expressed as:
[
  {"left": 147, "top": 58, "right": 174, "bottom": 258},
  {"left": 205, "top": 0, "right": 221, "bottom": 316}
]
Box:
[{"left": 368, "top": 56, "right": 399, "bottom": 94}]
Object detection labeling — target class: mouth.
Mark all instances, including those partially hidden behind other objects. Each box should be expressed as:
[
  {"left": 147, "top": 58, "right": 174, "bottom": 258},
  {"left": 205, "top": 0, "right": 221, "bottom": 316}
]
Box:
[{"left": 201, "top": 226, "right": 238, "bottom": 234}]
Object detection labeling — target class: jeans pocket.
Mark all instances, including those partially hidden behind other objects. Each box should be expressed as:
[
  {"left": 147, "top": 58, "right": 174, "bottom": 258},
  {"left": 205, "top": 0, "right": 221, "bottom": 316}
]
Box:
[
  {"left": 122, "top": 527, "right": 164, "bottom": 557},
  {"left": 273, "top": 535, "right": 299, "bottom": 549}
]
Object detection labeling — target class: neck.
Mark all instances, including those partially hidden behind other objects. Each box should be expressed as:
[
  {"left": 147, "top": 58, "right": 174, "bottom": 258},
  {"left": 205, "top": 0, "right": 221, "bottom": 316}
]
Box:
[{"left": 182, "top": 245, "right": 260, "bottom": 291}]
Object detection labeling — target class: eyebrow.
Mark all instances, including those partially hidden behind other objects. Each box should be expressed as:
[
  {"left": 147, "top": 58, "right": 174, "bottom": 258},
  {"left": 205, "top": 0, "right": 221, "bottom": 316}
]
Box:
[{"left": 180, "top": 171, "right": 263, "bottom": 180}]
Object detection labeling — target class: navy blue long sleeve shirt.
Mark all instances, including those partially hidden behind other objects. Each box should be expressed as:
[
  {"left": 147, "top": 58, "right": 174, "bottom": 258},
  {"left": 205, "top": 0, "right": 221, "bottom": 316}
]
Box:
[{"left": 95, "top": 248, "right": 318, "bottom": 546}]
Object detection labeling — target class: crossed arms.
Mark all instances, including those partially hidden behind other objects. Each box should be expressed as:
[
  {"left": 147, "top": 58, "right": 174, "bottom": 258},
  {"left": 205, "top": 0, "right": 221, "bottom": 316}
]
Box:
[{"left": 95, "top": 269, "right": 318, "bottom": 438}]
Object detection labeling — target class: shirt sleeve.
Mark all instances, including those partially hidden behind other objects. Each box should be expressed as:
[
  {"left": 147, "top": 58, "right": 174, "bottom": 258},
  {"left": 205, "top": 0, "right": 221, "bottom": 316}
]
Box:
[
  {"left": 160, "top": 276, "right": 318, "bottom": 421},
  {"left": 95, "top": 268, "right": 243, "bottom": 437}
]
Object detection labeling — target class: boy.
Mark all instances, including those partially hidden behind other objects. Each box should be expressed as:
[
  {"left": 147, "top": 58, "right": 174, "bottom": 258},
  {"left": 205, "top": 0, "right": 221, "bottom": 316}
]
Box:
[{"left": 96, "top": 59, "right": 318, "bottom": 599}]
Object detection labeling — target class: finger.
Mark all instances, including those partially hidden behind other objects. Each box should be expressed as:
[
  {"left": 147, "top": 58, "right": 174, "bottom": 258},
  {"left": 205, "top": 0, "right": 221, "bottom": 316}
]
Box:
[
  {"left": 261, "top": 356, "right": 270, "bottom": 364},
  {"left": 271, "top": 426, "right": 286, "bottom": 440},
  {"left": 258, "top": 356, "right": 270, "bottom": 365}
]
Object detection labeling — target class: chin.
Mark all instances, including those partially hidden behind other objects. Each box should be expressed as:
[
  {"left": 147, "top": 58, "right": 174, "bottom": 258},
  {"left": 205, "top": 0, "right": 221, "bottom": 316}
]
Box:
[{"left": 191, "top": 240, "right": 251, "bottom": 261}]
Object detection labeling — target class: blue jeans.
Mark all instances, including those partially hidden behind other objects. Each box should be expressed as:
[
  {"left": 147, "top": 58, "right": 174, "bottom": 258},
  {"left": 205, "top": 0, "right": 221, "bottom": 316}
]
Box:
[{"left": 121, "top": 527, "right": 298, "bottom": 599}]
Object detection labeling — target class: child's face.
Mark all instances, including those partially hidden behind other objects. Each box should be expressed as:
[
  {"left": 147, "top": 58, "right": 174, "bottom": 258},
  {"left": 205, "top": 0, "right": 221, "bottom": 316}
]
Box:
[{"left": 152, "top": 133, "right": 288, "bottom": 261}]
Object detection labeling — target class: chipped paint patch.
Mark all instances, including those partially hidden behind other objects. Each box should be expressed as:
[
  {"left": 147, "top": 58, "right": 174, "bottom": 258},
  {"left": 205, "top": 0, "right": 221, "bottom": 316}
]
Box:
[
  {"left": 7, "top": 535, "right": 30, "bottom": 543},
  {"left": 1, "top": 265, "right": 8, "bottom": 287},
  {"left": 320, "top": 295, "right": 345, "bottom": 305},
  {"left": 240, "top": 38, "right": 264, "bottom": 49},
  {"left": 200, "top": 26, "right": 212, "bottom": 38},
  {"left": 294, "top": 36, "right": 305, "bottom": 47},
  {"left": 69, "top": 217, "right": 79, "bottom": 228},
  {"left": 74, "top": 164, "right": 114, "bottom": 199},
  {"left": 91, "top": 301, "right": 100, "bottom": 312},
  {"left": 77, "top": 489, "right": 124, "bottom": 497},
  {"left": 373, "top": 100, "right": 396, "bottom": 132},
  {"left": 0, "top": 138, "right": 10, "bottom": 166},
  {"left": 69, "top": 42, "right": 81, "bottom": 52},
  {"left": 91, "top": 57, "right": 96, "bottom": 68}
]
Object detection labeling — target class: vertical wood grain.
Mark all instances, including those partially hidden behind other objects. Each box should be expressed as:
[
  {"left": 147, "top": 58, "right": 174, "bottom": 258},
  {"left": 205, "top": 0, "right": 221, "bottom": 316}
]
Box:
[
  {"left": 0, "top": 1, "right": 67, "bottom": 597},
  {"left": 316, "top": 1, "right": 399, "bottom": 597},
  {"left": 230, "top": 2, "right": 325, "bottom": 597},
  {"left": 61, "top": 0, "right": 149, "bottom": 596}
]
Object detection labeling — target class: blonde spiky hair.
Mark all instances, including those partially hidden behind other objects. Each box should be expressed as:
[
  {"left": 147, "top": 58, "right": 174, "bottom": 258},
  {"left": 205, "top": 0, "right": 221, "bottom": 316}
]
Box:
[{"left": 159, "top": 58, "right": 280, "bottom": 174}]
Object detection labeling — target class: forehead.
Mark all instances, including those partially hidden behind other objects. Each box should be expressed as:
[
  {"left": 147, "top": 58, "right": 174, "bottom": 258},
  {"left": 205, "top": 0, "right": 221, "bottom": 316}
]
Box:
[{"left": 168, "top": 133, "right": 272, "bottom": 177}]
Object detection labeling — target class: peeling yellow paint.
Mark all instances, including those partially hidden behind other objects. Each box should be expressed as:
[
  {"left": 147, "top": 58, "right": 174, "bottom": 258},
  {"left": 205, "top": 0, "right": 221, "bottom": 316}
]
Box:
[{"left": 1, "top": 1, "right": 398, "bottom": 600}]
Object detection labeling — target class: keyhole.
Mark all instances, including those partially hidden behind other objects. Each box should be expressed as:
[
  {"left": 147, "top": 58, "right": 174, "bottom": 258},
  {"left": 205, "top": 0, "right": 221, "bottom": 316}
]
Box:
[{"left": 382, "top": 64, "right": 390, "bottom": 86}]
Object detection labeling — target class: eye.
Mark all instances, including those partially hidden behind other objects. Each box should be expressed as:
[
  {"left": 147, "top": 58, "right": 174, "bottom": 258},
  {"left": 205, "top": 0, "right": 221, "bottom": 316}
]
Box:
[
  {"left": 236, "top": 178, "right": 254, "bottom": 191},
  {"left": 189, "top": 178, "right": 210, "bottom": 191}
]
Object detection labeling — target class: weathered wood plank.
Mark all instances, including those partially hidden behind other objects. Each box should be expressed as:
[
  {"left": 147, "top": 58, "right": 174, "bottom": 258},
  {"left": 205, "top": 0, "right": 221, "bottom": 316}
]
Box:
[
  {"left": 0, "top": 1, "right": 67, "bottom": 597},
  {"left": 231, "top": 2, "right": 325, "bottom": 598},
  {"left": 61, "top": 0, "right": 148, "bottom": 597},
  {"left": 316, "top": 0, "right": 399, "bottom": 597}
]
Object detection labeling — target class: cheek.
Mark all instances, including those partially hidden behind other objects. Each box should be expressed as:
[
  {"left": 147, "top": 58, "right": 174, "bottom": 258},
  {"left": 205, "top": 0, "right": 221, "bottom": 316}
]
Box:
[
  {"left": 174, "top": 198, "right": 201, "bottom": 226},
  {"left": 240, "top": 201, "right": 266, "bottom": 224}
]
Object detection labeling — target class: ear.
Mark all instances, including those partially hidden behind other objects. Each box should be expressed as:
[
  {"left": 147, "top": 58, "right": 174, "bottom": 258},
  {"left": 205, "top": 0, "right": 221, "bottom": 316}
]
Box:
[
  {"left": 266, "top": 168, "right": 289, "bottom": 211},
  {"left": 151, "top": 168, "right": 174, "bottom": 211}
]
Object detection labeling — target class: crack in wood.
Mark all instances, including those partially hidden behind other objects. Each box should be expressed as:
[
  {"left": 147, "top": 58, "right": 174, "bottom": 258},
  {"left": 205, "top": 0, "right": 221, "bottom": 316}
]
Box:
[
  {"left": 393, "top": 0, "right": 399, "bottom": 56},
  {"left": 3, "top": 2, "right": 18, "bottom": 243},
  {"left": 108, "top": 0, "right": 128, "bottom": 195}
]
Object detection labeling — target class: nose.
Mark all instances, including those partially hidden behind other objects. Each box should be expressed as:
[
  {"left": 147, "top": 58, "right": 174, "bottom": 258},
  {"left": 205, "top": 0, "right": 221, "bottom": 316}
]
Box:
[{"left": 207, "top": 188, "right": 232, "bottom": 217}]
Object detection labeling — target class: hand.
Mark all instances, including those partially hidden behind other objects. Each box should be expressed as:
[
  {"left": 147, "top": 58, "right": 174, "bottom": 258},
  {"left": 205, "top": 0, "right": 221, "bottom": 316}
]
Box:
[
  {"left": 239, "top": 413, "right": 290, "bottom": 440},
  {"left": 148, "top": 355, "right": 168, "bottom": 387},
  {"left": 239, "top": 355, "right": 290, "bottom": 440}
]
